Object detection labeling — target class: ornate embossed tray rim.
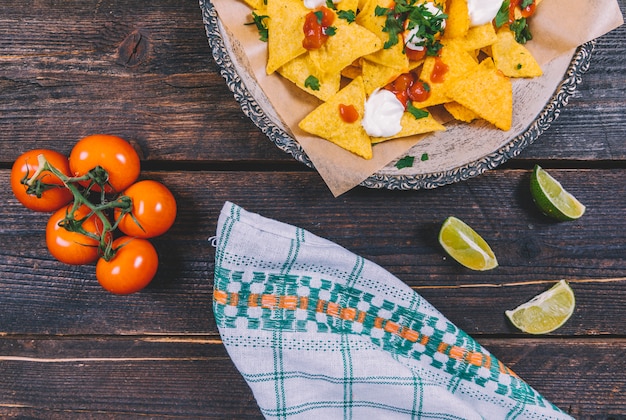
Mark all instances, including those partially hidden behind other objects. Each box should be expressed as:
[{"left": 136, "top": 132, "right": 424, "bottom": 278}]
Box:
[{"left": 200, "top": 0, "right": 594, "bottom": 190}]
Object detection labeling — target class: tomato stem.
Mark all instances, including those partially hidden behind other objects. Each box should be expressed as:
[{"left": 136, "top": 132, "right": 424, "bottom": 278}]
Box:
[{"left": 28, "top": 154, "right": 135, "bottom": 261}]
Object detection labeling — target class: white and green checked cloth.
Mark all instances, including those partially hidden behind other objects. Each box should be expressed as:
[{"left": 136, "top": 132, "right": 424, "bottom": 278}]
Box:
[{"left": 213, "top": 201, "right": 573, "bottom": 419}]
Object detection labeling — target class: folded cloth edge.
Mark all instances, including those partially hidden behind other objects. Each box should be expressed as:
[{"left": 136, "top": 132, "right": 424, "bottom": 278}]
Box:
[{"left": 213, "top": 201, "right": 574, "bottom": 420}]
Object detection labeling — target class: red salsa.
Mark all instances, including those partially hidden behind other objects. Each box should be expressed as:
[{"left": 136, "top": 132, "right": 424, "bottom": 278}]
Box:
[
  {"left": 404, "top": 47, "right": 427, "bottom": 62},
  {"left": 509, "top": 0, "right": 536, "bottom": 22},
  {"left": 338, "top": 104, "right": 359, "bottom": 123},
  {"left": 384, "top": 71, "right": 431, "bottom": 107},
  {"left": 303, "top": 7, "right": 335, "bottom": 50},
  {"left": 430, "top": 56, "right": 448, "bottom": 83}
]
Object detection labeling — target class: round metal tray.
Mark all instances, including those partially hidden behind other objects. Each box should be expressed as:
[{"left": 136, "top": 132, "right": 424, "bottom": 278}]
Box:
[{"left": 200, "top": 0, "right": 594, "bottom": 190}]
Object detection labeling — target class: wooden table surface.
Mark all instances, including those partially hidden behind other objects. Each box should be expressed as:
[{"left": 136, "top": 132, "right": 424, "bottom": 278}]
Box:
[{"left": 1, "top": 1, "right": 625, "bottom": 418}]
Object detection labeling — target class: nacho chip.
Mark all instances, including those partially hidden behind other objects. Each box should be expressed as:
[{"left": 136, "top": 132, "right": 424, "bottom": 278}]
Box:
[
  {"left": 278, "top": 54, "right": 341, "bottom": 101},
  {"left": 492, "top": 28, "right": 543, "bottom": 78},
  {"left": 337, "top": 0, "right": 360, "bottom": 11},
  {"left": 364, "top": 42, "right": 410, "bottom": 71},
  {"left": 341, "top": 61, "right": 363, "bottom": 79},
  {"left": 443, "top": 0, "right": 470, "bottom": 39},
  {"left": 309, "top": 15, "right": 382, "bottom": 77},
  {"left": 371, "top": 111, "right": 446, "bottom": 143},
  {"left": 447, "top": 65, "right": 513, "bottom": 130},
  {"left": 356, "top": 0, "right": 409, "bottom": 70},
  {"left": 444, "top": 101, "right": 478, "bottom": 122},
  {"left": 361, "top": 59, "right": 404, "bottom": 95},
  {"left": 299, "top": 76, "right": 373, "bottom": 159},
  {"left": 242, "top": 0, "right": 265, "bottom": 11},
  {"left": 463, "top": 23, "right": 498, "bottom": 51},
  {"left": 416, "top": 39, "right": 479, "bottom": 108},
  {"left": 265, "top": 0, "right": 308, "bottom": 74}
]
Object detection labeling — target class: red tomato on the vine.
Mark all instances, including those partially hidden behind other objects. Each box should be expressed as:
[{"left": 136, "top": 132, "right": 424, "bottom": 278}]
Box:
[
  {"left": 46, "top": 205, "right": 110, "bottom": 265},
  {"left": 69, "top": 134, "right": 140, "bottom": 193},
  {"left": 96, "top": 236, "right": 158, "bottom": 294},
  {"left": 114, "top": 180, "right": 177, "bottom": 238},
  {"left": 11, "top": 149, "right": 74, "bottom": 212}
]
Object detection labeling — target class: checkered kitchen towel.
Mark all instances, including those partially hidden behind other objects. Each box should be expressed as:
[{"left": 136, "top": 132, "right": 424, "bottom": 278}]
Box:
[{"left": 212, "top": 201, "right": 572, "bottom": 419}]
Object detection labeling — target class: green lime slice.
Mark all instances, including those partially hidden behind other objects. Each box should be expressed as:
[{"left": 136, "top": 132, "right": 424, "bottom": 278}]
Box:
[
  {"left": 530, "top": 165, "right": 586, "bottom": 221},
  {"left": 438, "top": 216, "right": 498, "bottom": 271},
  {"left": 505, "top": 280, "right": 575, "bottom": 334}
]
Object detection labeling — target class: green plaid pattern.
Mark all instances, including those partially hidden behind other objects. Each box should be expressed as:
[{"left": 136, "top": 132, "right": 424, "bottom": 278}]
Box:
[{"left": 213, "top": 202, "right": 573, "bottom": 420}]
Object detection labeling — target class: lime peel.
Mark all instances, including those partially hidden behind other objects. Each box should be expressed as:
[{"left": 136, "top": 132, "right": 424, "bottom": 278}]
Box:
[
  {"left": 530, "top": 165, "right": 586, "bottom": 221},
  {"left": 505, "top": 280, "right": 575, "bottom": 334},
  {"left": 438, "top": 216, "right": 498, "bottom": 271}
]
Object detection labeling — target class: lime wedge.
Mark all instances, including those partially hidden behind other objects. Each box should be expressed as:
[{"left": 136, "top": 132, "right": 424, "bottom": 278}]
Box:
[
  {"left": 438, "top": 216, "right": 498, "bottom": 271},
  {"left": 530, "top": 165, "right": 586, "bottom": 221},
  {"left": 505, "top": 280, "right": 575, "bottom": 334}
]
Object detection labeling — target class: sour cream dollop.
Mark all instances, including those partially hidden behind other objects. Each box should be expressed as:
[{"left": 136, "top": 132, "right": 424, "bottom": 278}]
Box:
[
  {"left": 467, "top": 0, "right": 504, "bottom": 26},
  {"left": 361, "top": 89, "right": 404, "bottom": 138},
  {"left": 404, "top": 2, "right": 446, "bottom": 52},
  {"left": 304, "top": 0, "right": 339, "bottom": 9}
]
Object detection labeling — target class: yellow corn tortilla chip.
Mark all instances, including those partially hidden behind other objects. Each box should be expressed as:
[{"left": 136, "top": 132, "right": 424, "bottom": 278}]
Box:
[
  {"left": 356, "top": 0, "right": 409, "bottom": 70},
  {"left": 341, "top": 61, "right": 363, "bottom": 79},
  {"left": 309, "top": 15, "right": 382, "bottom": 77},
  {"left": 337, "top": 0, "right": 359, "bottom": 11},
  {"left": 364, "top": 42, "right": 410, "bottom": 71},
  {"left": 443, "top": 0, "right": 470, "bottom": 39},
  {"left": 266, "top": 0, "right": 308, "bottom": 74},
  {"left": 299, "top": 76, "right": 373, "bottom": 159},
  {"left": 462, "top": 23, "right": 498, "bottom": 51},
  {"left": 371, "top": 111, "right": 446, "bottom": 143},
  {"left": 415, "top": 39, "right": 479, "bottom": 108},
  {"left": 444, "top": 101, "right": 478, "bottom": 122},
  {"left": 447, "top": 65, "right": 513, "bottom": 130},
  {"left": 242, "top": 0, "right": 265, "bottom": 11},
  {"left": 492, "top": 28, "right": 543, "bottom": 78},
  {"left": 278, "top": 54, "right": 341, "bottom": 101},
  {"left": 361, "top": 59, "right": 404, "bottom": 95}
]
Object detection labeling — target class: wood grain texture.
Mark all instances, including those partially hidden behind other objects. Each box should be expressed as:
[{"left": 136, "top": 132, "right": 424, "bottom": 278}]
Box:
[
  {"left": 2, "top": 169, "right": 626, "bottom": 337},
  {"left": 0, "top": 0, "right": 625, "bottom": 417},
  {"left": 0, "top": 338, "right": 624, "bottom": 418}
]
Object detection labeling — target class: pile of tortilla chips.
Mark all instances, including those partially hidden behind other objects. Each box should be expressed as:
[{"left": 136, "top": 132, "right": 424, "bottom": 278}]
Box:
[{"left": 243, "top": 0, "right": 543, "bottom": 160}]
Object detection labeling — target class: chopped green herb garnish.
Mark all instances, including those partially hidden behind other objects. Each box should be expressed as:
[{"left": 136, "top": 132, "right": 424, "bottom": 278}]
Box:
[
  {"left": 510, "top": 18, "right": 532, "bottom": 44},
  {"left": 377, "top": 0, "right": 446, "bottom": 55},
  {"left": 326, "top": 0, "right": 336, "bottom": 9},
  {"left": 516, "top": 63, "right": 523, "bottom": 70},
  {"left": 407, "top": 101, "right": 429, "bottom": 120},
  {"left": 314, "top": 10, "right": 324, "bottom": 24},
  {"left": 420, "top": 152, "right": 429, "bottom": 161},
  {"left": 324, "top": 26, "right": 337, "bottom": 36},
  {"left": 304, "top": 75, "right": 320, "bottom": 91},
  {"left": 245, "top": 12, "right": 269, "bottom": 42},
  {"left": 494, "top": 1, "right": 534, "bottom": 44},
  {"left": 337, "top": 9, "right": 356, "bottom": 23},
  {"left": 494, "top": 0, "right": 510, "bottom": 28},
  {"left": 395, "top": 155, "right": 415, "bottom": 169},
  {"left": 521, "top": 0, "right": 534, "bottom": 8}
]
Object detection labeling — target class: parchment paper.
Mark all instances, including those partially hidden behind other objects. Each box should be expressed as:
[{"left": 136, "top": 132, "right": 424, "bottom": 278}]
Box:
[{"left": 212, "top": 0, "right": 623, "bottom": 196}]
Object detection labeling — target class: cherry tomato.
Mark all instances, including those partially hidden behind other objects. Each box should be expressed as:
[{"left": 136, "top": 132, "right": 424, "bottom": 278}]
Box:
[
  {"left": 46, "top": 205, "right": 109, "bottom": 265},
  {"left": 69, "top": 134, "right": 140, "bottom": 193},
  {"left": 96, "top": 236, "right": 158, "bottom": 294},
  {"left": 408, "top": 80, "right": 431, "bottom": 102},
  {"left": 114, "top": 180, "right": 177, "bottom": 238},
  {"left": 11, "top": 149, "right": 73, "bottom": 212}
]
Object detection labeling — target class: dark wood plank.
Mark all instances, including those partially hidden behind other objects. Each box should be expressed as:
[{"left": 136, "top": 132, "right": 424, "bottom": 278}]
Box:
[
  {"left": 0, "top": 337, "right": 624, "bottom": 418},
  {"left": 516, "top": 21, "right": 626, "bottom": 162},
  {"left": 0, "top": 1, "right": 624, "bottom": 165},
  {"left": 0, "top": 0, "right": 286, "bottom": 163},
  {"left": 2, "top": 169, "right": 626, "bottom": 336}
]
